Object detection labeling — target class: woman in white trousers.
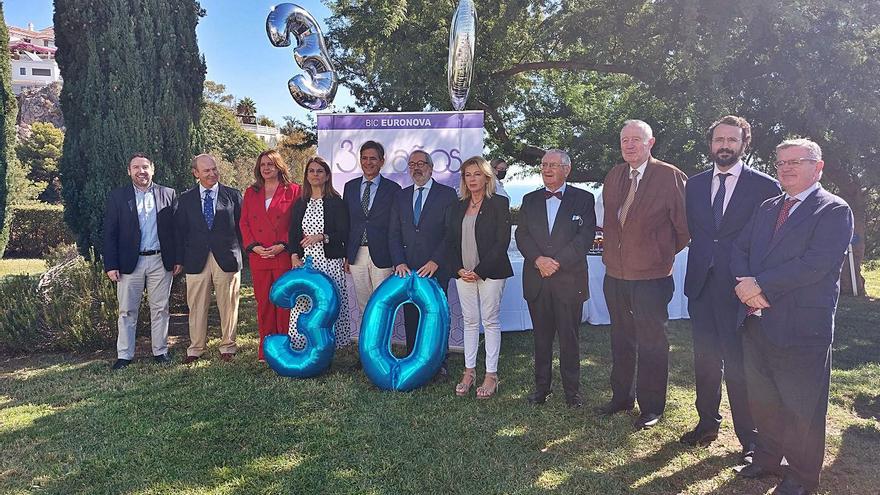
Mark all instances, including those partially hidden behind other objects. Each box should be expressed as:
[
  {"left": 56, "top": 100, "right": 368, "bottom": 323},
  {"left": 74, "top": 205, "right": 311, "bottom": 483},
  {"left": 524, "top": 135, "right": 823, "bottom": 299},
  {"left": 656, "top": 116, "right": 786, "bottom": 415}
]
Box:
[{"left": 446, "top": 156, "right": 513, "bottom": 398}]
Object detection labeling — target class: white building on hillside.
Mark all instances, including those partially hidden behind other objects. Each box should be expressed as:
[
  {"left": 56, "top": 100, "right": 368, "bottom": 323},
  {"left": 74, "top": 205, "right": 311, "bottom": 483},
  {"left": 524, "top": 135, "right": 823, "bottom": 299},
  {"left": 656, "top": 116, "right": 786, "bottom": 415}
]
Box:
[
  {"left": 237, "top": 114, "right": 284, "bottom": 147},
  {"left": 8, "top": 23, "right": 61, "bottom": 94}
]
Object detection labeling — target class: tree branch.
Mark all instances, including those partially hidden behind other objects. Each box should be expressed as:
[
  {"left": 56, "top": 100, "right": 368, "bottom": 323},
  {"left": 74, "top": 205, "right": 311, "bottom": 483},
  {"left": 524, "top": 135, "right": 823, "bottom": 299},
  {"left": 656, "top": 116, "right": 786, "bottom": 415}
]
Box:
[{"left": 491, "top": 60, "right": 642, "bottom": 81}]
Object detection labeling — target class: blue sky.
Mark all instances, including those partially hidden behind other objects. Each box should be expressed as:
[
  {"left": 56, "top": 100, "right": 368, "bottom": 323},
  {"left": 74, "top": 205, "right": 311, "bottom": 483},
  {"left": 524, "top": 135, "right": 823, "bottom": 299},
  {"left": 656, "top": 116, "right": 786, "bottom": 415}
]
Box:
[
  {"left": 3, "top": 0, "right": 355, "bottom": 125},
  {"left": 4, "top": 0, "right": 552, "bottom": 203}
]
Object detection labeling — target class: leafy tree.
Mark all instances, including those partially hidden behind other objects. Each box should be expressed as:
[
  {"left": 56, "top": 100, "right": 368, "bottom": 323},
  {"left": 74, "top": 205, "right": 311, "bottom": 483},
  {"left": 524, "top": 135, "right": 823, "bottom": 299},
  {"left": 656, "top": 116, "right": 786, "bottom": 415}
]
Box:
[
  {"left": 16, "top": 122, "right": 64, "bottom": 203},
  {"left": 204, "top": 79, "right": 234, "bottom": 106},
  {"left": 54, "top": 0, "right": 206, "bottom": 253},
  {"left": 327, "top": 0, "right": 880, "bottom": 289},
  {"left": 0, "top": 2, "right": 16, "bottom": 256},
  {"left": 192, "top": 101, "right": 268, "bottom": 164},
  {"left": 236, "top": 97, "right": 257, "bottom": 117}
]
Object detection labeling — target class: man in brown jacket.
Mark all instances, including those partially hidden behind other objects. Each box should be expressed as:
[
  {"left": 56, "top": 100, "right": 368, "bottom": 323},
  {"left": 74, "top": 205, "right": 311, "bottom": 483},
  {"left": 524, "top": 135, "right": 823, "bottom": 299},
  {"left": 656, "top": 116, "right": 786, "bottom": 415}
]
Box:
[{"left": 598, "top": 119, "right": 690, "bottom": 430}]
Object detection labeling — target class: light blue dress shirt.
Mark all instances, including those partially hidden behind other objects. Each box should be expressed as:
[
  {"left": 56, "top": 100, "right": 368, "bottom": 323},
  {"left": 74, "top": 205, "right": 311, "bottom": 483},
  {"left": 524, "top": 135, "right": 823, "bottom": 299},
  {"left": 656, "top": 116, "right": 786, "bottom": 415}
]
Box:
[{"left": 135, "top": 184, "right": 160, "bottom": 251}]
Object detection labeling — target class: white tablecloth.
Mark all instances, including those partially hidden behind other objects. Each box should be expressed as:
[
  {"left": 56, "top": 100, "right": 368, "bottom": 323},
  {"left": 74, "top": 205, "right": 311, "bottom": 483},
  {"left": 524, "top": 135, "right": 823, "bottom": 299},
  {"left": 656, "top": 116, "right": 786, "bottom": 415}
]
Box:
[{"left": 499, "top": 231, "right": 689, "bottom": 330}]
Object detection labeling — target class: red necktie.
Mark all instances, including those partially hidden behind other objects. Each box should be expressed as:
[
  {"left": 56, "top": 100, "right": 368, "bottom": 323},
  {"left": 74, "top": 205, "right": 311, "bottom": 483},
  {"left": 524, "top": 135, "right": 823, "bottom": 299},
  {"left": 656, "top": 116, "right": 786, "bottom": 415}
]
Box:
[
  {"left": 774, "top": 198, "right": 800, "bottom": 235},
  {"left": 746, "top": 197, "right": 801, "bottom": 316}
]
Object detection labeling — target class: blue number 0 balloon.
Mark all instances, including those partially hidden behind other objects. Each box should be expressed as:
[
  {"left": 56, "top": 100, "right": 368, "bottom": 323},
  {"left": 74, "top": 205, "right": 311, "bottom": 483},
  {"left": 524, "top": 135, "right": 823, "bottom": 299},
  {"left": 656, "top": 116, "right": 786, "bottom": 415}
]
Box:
[
  {"left": 359, "top": 273, "right": 450, "bottom": 391},
  {"left": 265, "top": 256, "right": 340, "bottom": 377}
]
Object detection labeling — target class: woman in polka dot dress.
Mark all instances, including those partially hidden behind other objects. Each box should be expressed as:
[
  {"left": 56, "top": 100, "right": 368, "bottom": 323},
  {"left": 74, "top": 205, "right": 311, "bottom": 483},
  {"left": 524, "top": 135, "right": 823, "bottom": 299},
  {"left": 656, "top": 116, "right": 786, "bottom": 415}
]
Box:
[{"left": 288, "top": 156, "right": 352, "bottom": 350}]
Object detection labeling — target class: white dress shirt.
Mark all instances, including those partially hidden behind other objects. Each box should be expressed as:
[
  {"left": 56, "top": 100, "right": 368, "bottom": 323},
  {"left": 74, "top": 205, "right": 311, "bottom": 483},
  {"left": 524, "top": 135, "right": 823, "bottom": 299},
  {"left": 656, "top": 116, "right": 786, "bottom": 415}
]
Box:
[
  {"left": 711, "top": 160, "right": 744, "bottom": 215},
  {"left": 786, "top": 182, "right": 821, "bottom": 215},
  {"left": 546, "top": 183, "right": 567, "bottom": 233}
]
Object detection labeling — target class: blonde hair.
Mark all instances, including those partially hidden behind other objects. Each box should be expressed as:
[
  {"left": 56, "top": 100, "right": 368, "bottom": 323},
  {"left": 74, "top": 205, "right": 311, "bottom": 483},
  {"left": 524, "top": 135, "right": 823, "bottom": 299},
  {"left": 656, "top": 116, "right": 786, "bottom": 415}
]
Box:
[{"left": 458, "top": 156, "right": 496, "bottom": 200}]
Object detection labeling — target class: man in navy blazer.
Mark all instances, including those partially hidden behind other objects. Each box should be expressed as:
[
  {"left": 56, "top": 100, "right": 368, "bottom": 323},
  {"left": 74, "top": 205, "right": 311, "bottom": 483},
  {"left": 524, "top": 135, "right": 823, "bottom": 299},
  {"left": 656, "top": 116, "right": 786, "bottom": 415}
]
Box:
[
  {"left": 389, "top": 149, "right": 458, "bottom": 379},
  {"left": 343, "top": 141, "right": 401, "bottom": 317},
  {"left": 103, "top": 153, "right": 178, "bottom": 370},
  {"left": 682, "top": 116, "right": 781, "bottom": 458},
  {"left": 730, "top": 138, "right": 853, "bottom": 495},
  {"left": 174, "top": 154, "right": 244, "bottom": 363}
]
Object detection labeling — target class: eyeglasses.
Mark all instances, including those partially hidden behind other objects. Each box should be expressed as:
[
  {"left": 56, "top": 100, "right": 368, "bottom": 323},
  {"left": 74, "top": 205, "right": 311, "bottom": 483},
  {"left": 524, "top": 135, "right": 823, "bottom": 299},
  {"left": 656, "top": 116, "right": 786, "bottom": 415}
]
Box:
[
  {"left": 541, "top": 162, "right": 565, "bottom": 170},
  {"left": 408, "top": 160, "right": 430, "bottom": 169},
  {"left": 774, "top": 157, "right": 818, "bottom": 169}
]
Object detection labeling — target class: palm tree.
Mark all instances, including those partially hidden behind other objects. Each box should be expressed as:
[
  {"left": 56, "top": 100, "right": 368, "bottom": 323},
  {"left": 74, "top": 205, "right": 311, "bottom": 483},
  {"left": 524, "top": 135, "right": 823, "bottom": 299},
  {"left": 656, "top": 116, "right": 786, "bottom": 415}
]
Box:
[{"left": 236, "top": 97, "right": 256, "bottom": 117}]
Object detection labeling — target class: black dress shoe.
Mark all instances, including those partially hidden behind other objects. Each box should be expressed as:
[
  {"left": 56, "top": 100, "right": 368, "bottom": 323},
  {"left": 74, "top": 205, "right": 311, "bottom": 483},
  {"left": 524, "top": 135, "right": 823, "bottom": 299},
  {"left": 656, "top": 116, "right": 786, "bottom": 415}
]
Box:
[
  {"left": 595, "top": 400, "right": 635, "bottom": 415},
  {"left": 153, "top": 353, "right": 172, "bottom": 364},
  {"left": 679, "top": 425, "right": 719, "bottom": 446},
  {"left": 527, "top": 390, "right": 552, "bottom": 405},
  {"left": 633, "top": 412, "right": 662, "bottom": 430},
  {"left": 111, "top": 359, "right": 132, "bottom": 370},
  {"left": 735, "top": 463, "right": 779, "bottom": 479},
  {"left": 772, "top": 477, "right": 811, "bottom": 495}
]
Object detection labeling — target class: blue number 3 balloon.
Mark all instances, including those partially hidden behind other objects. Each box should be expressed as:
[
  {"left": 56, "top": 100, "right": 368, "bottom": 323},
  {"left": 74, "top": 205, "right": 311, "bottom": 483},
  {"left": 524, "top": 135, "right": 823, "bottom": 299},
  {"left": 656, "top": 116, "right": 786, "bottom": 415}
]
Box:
[
  {"left": 265, "top": 256, "right": 340, "bottom": 377},
  {"left": 359, "top": 273, "right": 450, "bottom": 391}
]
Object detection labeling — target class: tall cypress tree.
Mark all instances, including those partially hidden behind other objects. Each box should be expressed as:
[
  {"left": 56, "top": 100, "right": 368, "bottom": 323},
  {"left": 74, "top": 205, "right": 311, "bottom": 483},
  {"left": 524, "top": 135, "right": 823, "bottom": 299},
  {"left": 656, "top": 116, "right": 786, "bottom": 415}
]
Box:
[
  {"left": 54, "top": 0, "right": 206, "bottom": 253},
  {"left": 0, "top": 2, "right": 17, "bottom": 257}
]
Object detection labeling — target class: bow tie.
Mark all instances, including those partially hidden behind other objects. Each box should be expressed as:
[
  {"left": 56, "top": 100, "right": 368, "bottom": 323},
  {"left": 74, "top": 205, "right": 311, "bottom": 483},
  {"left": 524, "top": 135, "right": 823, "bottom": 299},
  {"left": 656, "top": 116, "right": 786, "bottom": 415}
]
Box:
[{"left": 544, "top": 190, "right": 563, "bottom": 200}]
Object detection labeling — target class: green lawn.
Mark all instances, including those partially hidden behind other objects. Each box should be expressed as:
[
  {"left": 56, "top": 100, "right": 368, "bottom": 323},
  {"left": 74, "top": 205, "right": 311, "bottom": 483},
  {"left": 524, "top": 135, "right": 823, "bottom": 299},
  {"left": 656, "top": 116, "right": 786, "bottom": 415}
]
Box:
[
  {"left": 0, "top": 259, "right": 46, "bottom": 277},
  {"left": 1, "top": 270, "right": 878, "bottom": 494}
]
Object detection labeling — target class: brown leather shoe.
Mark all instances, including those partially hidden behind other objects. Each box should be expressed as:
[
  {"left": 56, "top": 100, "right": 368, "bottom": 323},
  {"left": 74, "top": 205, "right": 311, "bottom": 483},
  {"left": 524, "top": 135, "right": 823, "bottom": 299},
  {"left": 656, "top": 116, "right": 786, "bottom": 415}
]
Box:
[
  {"left": 183, "top": 355, "right": 200, "bottom": 364},
  {"left": 220, "top": 353, "right": 235, "bottom": 362}
]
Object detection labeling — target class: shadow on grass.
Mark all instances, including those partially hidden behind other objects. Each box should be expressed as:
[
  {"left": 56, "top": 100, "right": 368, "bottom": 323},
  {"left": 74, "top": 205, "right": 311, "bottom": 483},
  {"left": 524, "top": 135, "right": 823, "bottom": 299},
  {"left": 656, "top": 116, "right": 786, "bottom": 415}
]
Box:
[{"left": 1, "top": 291, "right": 877, "bottom": 494}]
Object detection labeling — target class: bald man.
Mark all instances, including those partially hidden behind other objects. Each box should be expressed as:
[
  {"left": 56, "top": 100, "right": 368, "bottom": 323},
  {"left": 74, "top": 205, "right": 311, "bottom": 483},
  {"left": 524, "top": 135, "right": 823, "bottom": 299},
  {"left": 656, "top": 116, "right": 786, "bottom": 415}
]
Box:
[{"left": 174, "top": 154, "right": 244, "bottom": 363}]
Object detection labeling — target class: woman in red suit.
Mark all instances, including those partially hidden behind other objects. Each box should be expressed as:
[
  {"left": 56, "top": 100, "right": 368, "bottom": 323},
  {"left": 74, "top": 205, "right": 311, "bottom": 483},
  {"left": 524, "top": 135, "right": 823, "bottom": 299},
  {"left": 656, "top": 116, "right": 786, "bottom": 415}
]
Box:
[{"left": 240, "top": 150, "right": 301, "bottom": 360}]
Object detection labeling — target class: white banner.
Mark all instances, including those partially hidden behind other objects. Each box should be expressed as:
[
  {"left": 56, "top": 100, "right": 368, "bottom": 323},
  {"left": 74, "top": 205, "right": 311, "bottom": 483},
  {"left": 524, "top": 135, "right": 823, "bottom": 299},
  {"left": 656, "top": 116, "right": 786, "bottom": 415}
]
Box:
[
  {"left": 316, "top": 111, "right": 485, "bottom": 350},
  {"left": 317, "top": 111, "right": 485, "bottom": 191}
]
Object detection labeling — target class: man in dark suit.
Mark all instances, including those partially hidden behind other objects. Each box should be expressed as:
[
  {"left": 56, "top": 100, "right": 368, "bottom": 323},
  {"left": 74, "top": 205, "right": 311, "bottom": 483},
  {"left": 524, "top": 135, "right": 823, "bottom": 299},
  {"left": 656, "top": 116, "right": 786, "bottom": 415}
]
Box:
[
  {"left": 103, "top": 153, "right": 178, "bottom": 370},
  {"left": 681, "top": 116, "right": 781, "bottom": 459},
  {"left": 515, "top": 149, "right": 596, "bottom": 408},
  {"left": 731, "top": 138, "right": 852, "bottom": 495},
  {"left": 343, "top": 141, "right": 401, "bottom": 317},
  {"left": 389, "top": 149, "right": 458, "bottom": 379},
  {"left": 600, "top": 120, "right": 690, "bottom": 429},
  {"left": 174, "top": 154, "right": 244, "bottom": 364}
]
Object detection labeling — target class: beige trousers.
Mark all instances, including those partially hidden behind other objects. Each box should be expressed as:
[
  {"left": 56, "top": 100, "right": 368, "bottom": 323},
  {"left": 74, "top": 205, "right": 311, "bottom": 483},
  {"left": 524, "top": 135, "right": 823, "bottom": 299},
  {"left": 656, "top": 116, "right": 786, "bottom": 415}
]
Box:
[
  {"left": 186, "top": 253, "right": 241, "bottom": 357},
  {"left": 349, "top": 246, "right": 394, "bottom": 315}
]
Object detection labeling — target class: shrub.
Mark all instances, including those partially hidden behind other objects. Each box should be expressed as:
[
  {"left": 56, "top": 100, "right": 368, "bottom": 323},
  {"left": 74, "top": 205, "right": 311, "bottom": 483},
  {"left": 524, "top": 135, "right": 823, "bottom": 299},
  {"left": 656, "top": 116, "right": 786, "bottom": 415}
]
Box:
[
  {"left": 37, "top": 250, "right": 117, "bottom": 351},
  {"left": 6, "top": 204, "right": 75, "bottom": 258},
  {"left": 0, "top": 275, "right": 43, "bottom": 354}
]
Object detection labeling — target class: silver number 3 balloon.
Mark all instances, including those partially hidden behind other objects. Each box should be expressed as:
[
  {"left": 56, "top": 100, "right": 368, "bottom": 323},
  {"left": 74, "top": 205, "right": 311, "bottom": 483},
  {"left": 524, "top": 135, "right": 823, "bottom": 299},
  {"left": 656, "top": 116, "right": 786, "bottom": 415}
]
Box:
[{"left": 266, "top": 3, "right": 338, "bottom": 111}]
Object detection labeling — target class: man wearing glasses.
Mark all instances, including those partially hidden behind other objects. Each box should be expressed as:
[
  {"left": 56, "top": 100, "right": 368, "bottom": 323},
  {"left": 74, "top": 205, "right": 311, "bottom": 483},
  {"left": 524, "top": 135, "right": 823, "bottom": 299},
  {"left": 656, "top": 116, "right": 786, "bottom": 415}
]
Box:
[
  {"left": 598, "top": 120, "right": 690, "bottom": 430},
  {"left": 681, "top": 116, "right": 781, "bottom": 462},
  {"left": 389, "top": 150, "right": 458, "bottom": 380},
  {"left": 515, "top": 149, "right": 596, "bottom": 407},
  {"left": 731, "top": 138, "right": 852, "bottom": 495}
]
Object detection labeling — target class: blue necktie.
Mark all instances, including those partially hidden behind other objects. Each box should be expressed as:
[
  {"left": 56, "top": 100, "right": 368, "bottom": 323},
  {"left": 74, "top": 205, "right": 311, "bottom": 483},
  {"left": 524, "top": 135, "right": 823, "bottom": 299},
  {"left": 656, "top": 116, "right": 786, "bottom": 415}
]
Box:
[
  {"left": 413, "top": 187, "right": 424, "bottom": 226},
  {"left": 712, "top": 173, "right": 730, "bottom": 229},
  {"left": 203, "top": 189, "right": 214, "bottom": 229}
]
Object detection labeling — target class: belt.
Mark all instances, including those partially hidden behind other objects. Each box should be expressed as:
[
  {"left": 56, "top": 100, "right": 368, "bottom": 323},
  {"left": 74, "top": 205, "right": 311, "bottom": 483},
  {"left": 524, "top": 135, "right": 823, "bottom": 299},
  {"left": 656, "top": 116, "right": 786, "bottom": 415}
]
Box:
[
  {"left": 360, "top": 242, "right": 369, "bottom": 247},
  {"left": 139, "top": 250, "right": 161, "bottom": 256}
]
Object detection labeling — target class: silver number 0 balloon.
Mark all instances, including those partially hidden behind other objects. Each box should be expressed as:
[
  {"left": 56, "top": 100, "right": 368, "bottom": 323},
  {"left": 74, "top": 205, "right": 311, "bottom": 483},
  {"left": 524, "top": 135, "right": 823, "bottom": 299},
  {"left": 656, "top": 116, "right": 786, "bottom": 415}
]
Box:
[
  {"left": 448, "top": 0, "right": 477, "bottom": 111},
  {"left": 266, "top": 3, "right": 338, "bottom": 111}
]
